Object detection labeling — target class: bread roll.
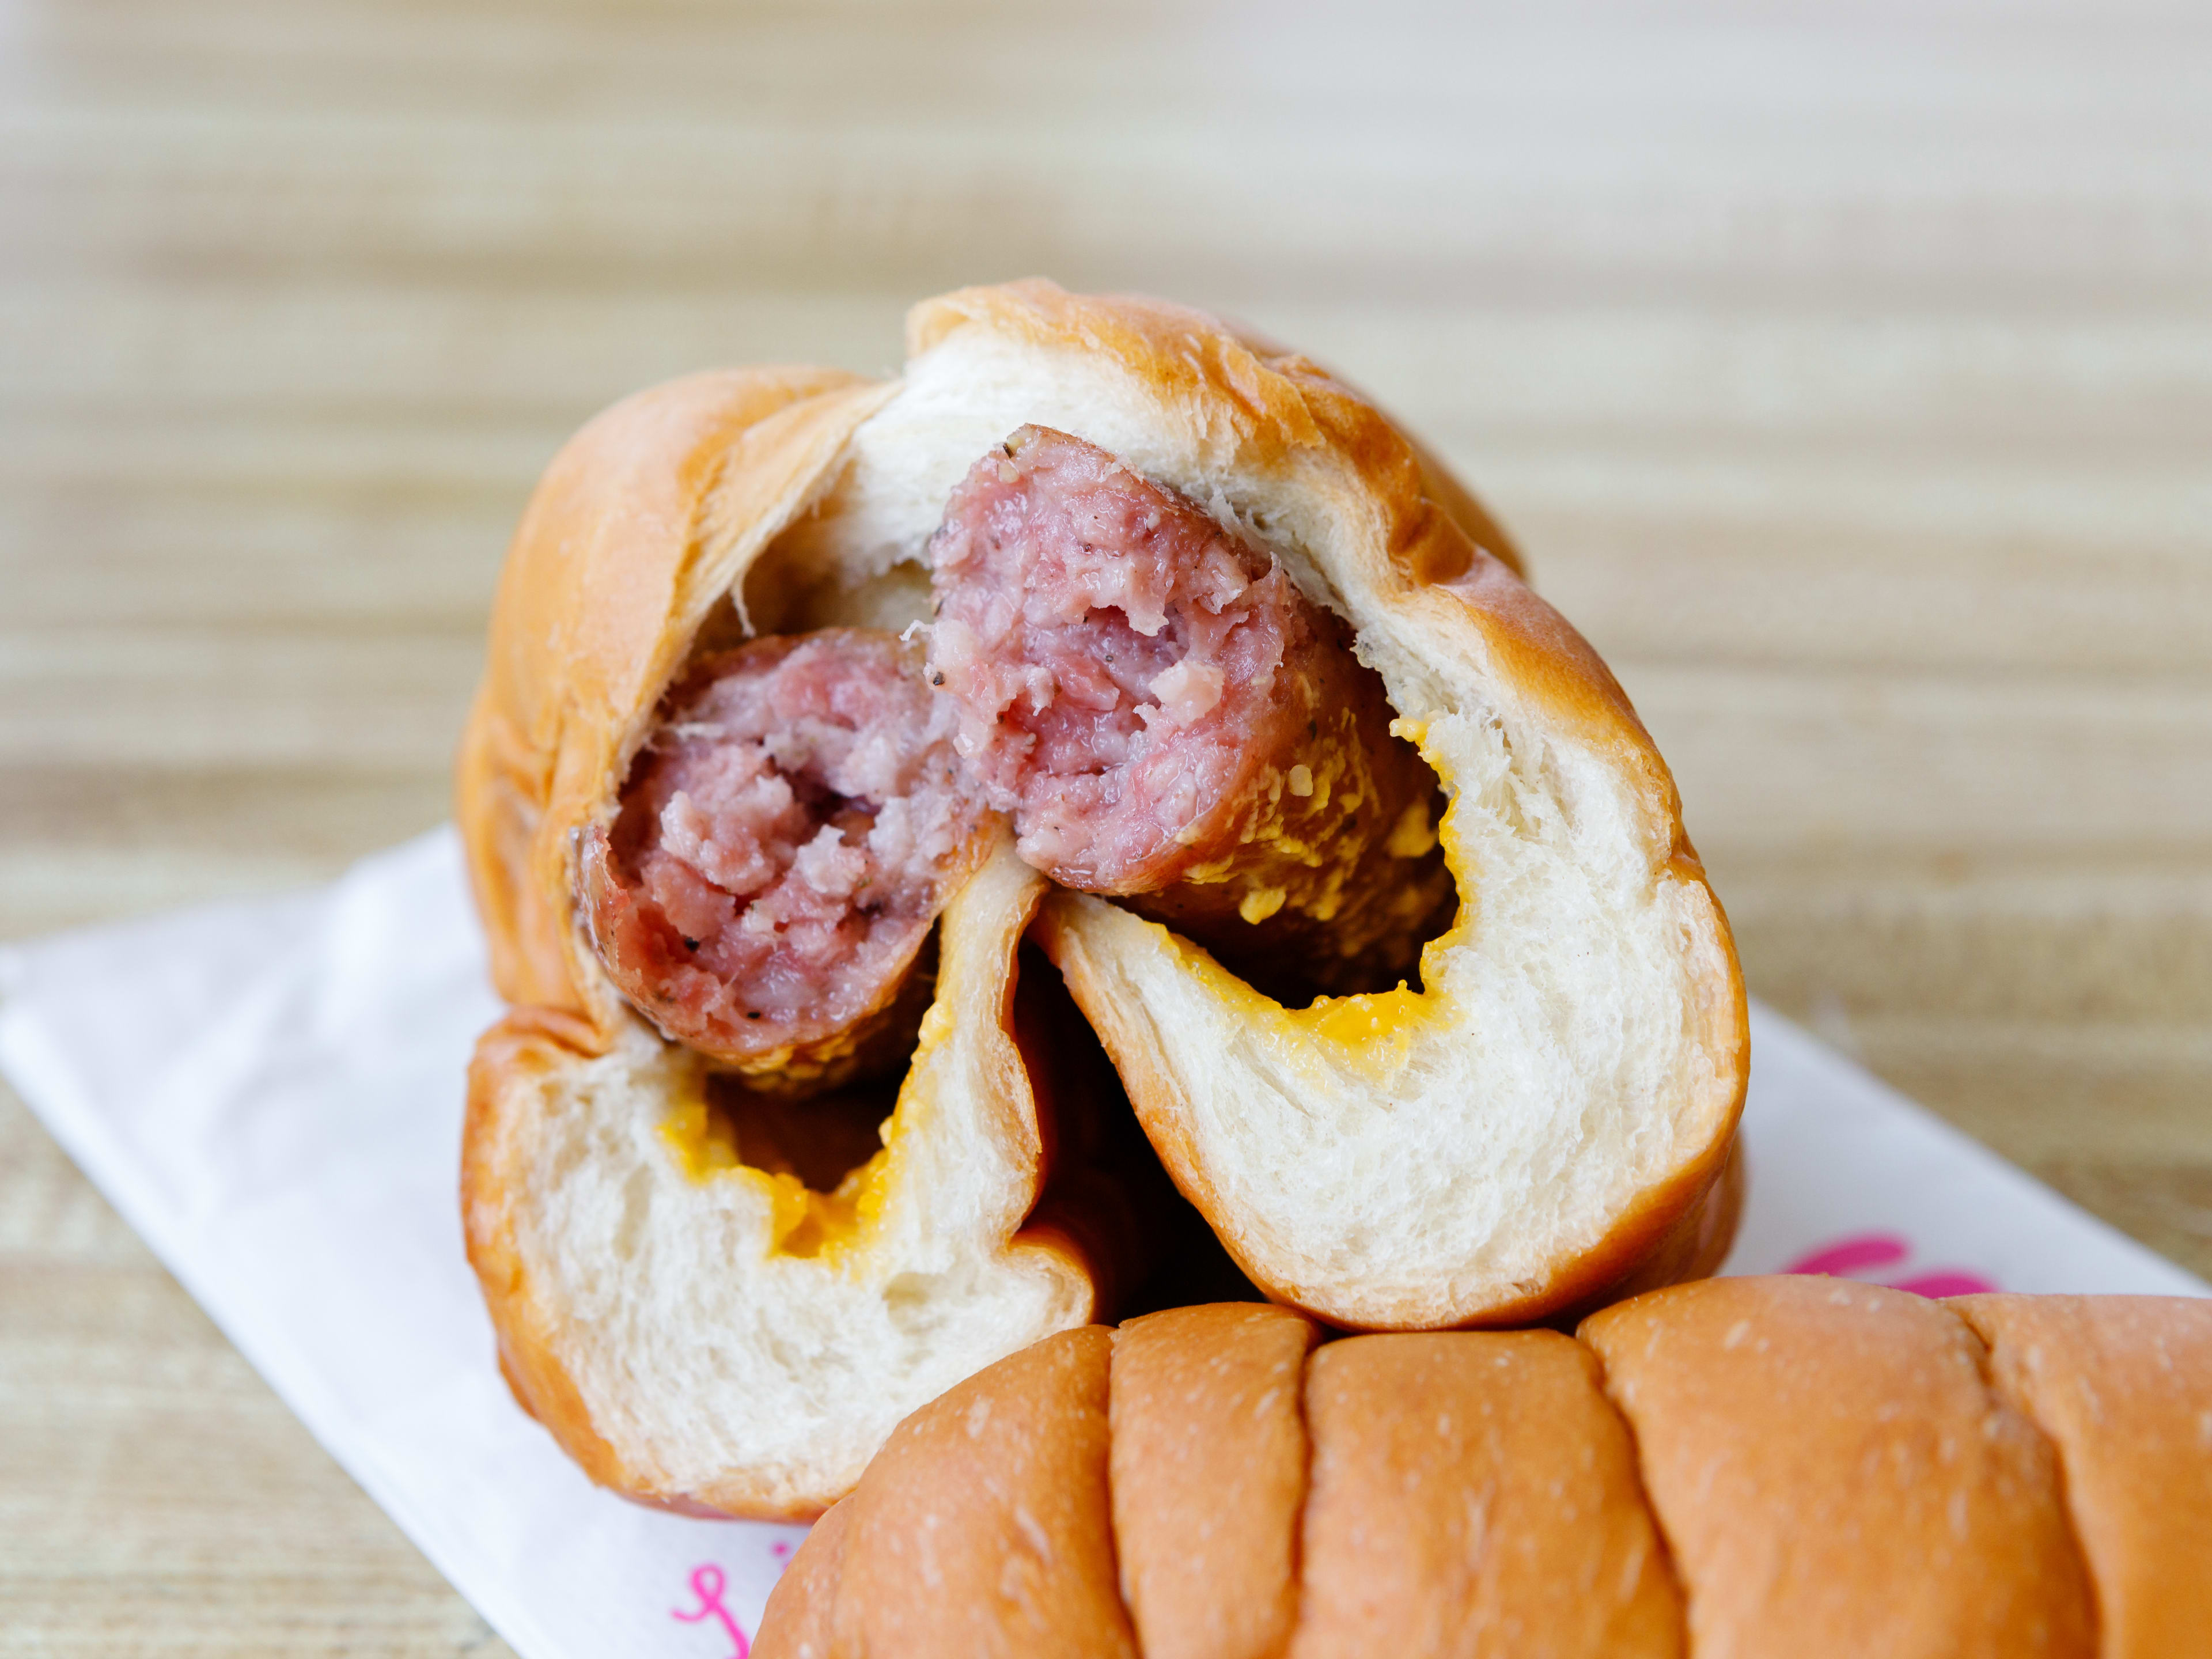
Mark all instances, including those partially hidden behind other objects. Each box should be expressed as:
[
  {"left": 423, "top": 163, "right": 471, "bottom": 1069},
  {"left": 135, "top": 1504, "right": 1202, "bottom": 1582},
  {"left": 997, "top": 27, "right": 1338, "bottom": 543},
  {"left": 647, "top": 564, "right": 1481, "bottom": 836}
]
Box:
[
  {"left": 753, "top": 1496, "right": 852, "bottom": 1659},
  {"left": 1954, "top": 1294, "right": 2212, "bottom": 1659},
  {"left": 760, "top": 1279, "right": 2210, "bottom": 1659}
]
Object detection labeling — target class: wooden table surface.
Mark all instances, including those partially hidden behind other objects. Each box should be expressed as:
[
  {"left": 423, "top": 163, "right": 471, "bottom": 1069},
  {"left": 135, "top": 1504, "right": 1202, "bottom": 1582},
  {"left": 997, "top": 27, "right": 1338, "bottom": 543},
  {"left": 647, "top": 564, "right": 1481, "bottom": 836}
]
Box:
[{"left": 5, "top": 1, "right": 2209, "bottom": 1650}]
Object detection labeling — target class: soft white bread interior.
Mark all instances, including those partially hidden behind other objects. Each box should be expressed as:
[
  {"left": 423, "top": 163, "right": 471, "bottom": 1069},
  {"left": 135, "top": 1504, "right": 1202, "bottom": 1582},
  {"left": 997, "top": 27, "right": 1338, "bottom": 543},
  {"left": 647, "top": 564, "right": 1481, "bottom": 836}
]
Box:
[
  {"left": 774, "top": 282, "right": 1747, "bottom": 1328},
  {"left": 465, "top": 840, "right": 1096, "bottom": 1519},
  {"left": 457, "top": 370, "right": 1107, "bottom": 1518}
]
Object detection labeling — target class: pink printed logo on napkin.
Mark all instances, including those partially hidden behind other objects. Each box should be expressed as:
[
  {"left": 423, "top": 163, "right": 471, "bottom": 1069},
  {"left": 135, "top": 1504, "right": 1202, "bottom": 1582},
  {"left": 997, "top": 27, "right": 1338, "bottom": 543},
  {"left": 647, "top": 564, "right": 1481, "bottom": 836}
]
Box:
[
  {"left": 670, "top": 1540, "right": 793, "bottom": 1657},
  {"left": 672, "top": 1564, "right": 751, "bottom": 1659},
  {"left": 672, "top": 1540, "right": 790, "bottom": 1659},
  {"left": 1783, "top": 1232, "right": 1995, "bottom": 1297}
]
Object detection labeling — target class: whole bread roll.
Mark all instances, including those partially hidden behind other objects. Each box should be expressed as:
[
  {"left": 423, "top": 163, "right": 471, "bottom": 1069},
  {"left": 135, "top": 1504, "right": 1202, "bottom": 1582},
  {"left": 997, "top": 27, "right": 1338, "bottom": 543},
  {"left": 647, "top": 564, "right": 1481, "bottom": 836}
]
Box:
[
  {"left": 456, "top": 281, "right": 1745, "bottom": 1514},
  {"left": 757, "top": 1279, "right": 2212, "bottom": 1659}
]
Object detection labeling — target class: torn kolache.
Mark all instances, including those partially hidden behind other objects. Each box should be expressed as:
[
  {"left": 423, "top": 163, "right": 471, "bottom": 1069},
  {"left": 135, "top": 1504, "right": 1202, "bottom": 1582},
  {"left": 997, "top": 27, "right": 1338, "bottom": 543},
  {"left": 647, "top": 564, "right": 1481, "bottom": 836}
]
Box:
[{"left": 453, "top": 281, "right": 1749, "bottom": 1518}]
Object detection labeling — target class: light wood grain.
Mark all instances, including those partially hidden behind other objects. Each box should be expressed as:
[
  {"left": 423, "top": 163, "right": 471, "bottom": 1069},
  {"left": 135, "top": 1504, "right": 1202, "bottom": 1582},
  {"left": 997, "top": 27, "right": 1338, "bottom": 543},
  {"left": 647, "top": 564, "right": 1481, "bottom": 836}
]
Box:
[{"left": 4, "top": 0, "right": 2209, "bottom": 1650}]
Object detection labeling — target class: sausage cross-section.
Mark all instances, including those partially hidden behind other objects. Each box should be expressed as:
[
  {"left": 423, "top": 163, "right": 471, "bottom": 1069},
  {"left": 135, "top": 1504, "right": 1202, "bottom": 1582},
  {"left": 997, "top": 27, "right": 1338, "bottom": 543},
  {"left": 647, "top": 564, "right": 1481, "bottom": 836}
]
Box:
[
  {"left": 578, "top": 628, "right": 991, "bottom": 1082},
  {"left": 928, "top": 425, "right": 1451, "bottom": 995}
]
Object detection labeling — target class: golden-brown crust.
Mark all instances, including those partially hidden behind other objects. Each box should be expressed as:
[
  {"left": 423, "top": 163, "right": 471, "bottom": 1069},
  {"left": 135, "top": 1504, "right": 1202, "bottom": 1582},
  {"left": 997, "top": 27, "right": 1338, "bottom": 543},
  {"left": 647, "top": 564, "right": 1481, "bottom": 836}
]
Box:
[
  {"left": 1581, "top": 1277, "right": 2096, "bottom": 1659},
  {"left": 1108, "top": 1304, "right": 1319, "bottom": 1659},
  {"left": 1291, "top": 1330, "right": 1683, "bottom": 1659},
  {"left": 1403, "top": 437, "right": 1524, "bottom": 579},
  {"left": 829, "top": 1326, "right": 1138, "bottom": 1659},
  {"left": 456, "top": 365, "right": 895, "bottom": 1052},
  {"left": 1210, "top": 312, "right": 1525, "bottom": 581},
  {"left": 1952, "top": 1293, "right": 2212, "bottom": 1659}
]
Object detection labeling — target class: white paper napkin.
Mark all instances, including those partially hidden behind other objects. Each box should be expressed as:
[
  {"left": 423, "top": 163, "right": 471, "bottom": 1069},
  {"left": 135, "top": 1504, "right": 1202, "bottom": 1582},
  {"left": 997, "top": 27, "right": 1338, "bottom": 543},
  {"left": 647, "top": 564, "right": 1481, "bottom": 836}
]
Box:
[{"left": 2, "top": 827, "right": 2200, "bottom": 1658}]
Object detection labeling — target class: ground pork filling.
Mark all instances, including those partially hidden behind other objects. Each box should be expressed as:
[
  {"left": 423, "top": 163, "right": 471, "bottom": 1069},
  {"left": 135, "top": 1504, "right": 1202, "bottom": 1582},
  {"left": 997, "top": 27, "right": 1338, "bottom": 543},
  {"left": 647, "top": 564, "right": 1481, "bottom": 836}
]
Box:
[
  {"left": 928, "top": 426, "right": 1453, "bottom": 996},
  {"left": 927, "top": 426, "right": 1305, "bottom": 889},
  {"left": 579, "top": 629, "right": 986, "bottom": 1069}
]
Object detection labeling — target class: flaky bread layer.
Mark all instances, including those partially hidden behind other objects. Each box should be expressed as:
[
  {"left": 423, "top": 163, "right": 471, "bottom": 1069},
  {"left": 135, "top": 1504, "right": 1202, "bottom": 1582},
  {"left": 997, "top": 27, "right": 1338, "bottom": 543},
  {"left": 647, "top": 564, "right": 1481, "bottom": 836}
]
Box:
[{"left": 760, "top": 1280, "right": 2212, "bottom": 1659}]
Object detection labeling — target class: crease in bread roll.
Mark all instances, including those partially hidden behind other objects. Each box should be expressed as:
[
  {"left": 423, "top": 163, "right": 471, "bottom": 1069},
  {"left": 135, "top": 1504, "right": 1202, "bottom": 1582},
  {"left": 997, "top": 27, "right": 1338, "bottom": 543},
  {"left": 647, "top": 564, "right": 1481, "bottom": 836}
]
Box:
[
  {"left": 761, "top": 1279, "right": 2209, "bottom": 1659},
  {"left": 1953, "top": 1294, "right": 2212, "bottom": 1659},
  {"left": 458, "top": 370, "right": 1119, "bottom": 1518},
  {"left": 1580, "top": 1275, "right": 2097, "bottom": 1659}
]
